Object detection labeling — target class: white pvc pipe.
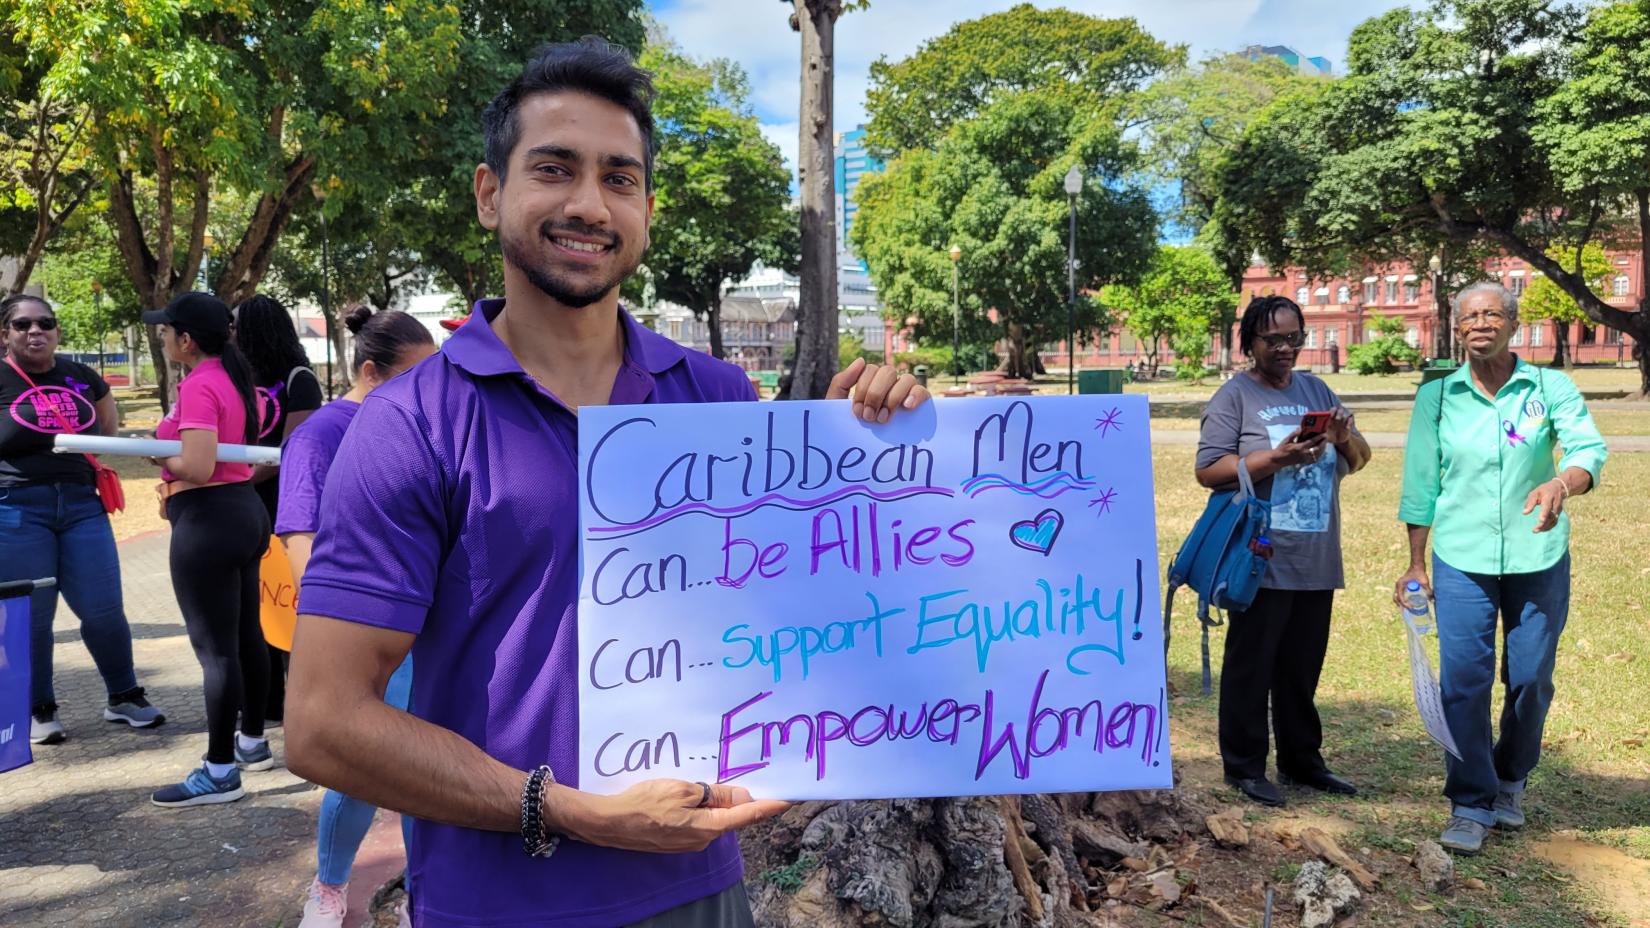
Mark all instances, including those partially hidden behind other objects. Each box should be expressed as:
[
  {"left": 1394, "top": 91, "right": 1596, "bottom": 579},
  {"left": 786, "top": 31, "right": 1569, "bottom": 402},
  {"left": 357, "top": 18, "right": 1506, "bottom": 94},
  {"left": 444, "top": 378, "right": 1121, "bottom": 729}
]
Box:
[{"left": 53, "top": 434, "right": 281, "bottom": 466}]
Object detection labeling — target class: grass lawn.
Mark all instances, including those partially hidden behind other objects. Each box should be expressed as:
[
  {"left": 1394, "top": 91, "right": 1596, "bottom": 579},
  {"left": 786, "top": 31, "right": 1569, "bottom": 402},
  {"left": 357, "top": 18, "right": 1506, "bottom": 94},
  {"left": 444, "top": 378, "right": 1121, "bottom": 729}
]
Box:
[
  {"left": 1149, "top": 406, "right": 1650, "bottom": 436},
  {"left": 1023, "top": 364, "right": 1645, "bottom": 399},
  {"left": 1154, "top": 444, "right": 1650, "bottom": 927}
]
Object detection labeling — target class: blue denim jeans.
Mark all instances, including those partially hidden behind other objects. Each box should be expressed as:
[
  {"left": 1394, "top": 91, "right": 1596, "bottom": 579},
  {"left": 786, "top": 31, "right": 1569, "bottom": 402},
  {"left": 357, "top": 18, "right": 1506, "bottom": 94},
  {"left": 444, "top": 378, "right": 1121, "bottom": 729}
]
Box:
[
  {"left": 1434, "top": 552, "right": 1570, "bottom": 826},
  {"left": 316, "top": 655, "right": 413, "bottom": 885},
  {"left": 0, "top": 482, "right": 139, "bottom": 709}
]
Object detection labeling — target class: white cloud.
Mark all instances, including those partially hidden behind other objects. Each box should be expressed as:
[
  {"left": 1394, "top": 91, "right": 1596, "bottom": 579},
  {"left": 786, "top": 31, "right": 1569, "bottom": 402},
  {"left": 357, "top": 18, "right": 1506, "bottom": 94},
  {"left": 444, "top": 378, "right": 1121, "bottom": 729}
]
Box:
[
  {"left": 652, "top": 0, "right": 1406, "bottom": 166},
  {"left": 760, "top": 120, "right": 801, "bottom": 175}
]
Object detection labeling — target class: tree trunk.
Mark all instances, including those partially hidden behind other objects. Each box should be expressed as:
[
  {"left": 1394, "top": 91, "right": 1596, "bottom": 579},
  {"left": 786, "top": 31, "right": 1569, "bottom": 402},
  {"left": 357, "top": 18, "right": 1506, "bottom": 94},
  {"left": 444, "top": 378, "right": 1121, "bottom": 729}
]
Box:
[
  {"left": 784, "top": 0, "right": 843, "bottom": 401},
  {"left": 744, "top": 790, "right": 1197, "bottom": 928},
  {"left": 1550, "top": 321, "right": 1570, "bottom": 368},
  {"left": 707, "top": 296, "right": 726, "bottom": 360},
  {"left": 1634, "top": 327, "right": 1650, "bottom": 401},
  {"left": 1003, "top": 322, "right": 1033, "bottom": 379}
]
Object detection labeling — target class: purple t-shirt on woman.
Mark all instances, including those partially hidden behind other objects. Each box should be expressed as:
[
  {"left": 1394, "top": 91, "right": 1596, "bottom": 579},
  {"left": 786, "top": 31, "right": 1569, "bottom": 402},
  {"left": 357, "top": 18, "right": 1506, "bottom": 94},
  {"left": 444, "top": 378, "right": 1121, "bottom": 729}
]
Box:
[
  {"left": 300, "top": 301, "right": 756, "bottom": 928},
  {"left": 274, "top": 398, "right": 360, "bottom": 536}
]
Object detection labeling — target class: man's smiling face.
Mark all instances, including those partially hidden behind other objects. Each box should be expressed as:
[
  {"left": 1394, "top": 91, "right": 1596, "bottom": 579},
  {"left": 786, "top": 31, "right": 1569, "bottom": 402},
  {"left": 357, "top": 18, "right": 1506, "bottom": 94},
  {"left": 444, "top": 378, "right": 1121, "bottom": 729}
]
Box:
[{"left": 479, "top": 90, "right": 654, "bottom": 309}]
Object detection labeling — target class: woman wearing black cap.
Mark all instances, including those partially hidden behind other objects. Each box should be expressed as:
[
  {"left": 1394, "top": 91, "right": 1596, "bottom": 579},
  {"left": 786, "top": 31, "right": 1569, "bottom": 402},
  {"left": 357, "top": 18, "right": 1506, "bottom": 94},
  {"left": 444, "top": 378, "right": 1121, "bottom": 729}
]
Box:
[{"left": 142, "top": 292, "right": 274, "bottom": 807}]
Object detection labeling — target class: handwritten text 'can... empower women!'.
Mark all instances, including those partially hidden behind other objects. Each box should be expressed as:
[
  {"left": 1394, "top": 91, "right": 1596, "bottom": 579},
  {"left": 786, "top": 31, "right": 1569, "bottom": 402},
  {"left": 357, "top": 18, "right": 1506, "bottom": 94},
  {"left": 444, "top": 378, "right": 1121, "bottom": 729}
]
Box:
[{"left": 576, "top": 396, "right": 1173, "bottom": 801}]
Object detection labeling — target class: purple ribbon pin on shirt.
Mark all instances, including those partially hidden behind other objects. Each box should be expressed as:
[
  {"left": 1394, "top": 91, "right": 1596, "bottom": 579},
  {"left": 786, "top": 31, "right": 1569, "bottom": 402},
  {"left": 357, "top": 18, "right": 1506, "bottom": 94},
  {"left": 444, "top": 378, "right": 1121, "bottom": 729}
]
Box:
[{"left": 1503, "top": 419, "right": 1528, "bottom": 447}]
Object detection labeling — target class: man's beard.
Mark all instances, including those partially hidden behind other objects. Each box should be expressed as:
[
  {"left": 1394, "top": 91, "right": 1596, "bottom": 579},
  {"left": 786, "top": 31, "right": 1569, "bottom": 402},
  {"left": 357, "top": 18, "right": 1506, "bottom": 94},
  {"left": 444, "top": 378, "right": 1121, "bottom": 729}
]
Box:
[{"left": 499, "top": 219, "right": 640, "bottom": 309}]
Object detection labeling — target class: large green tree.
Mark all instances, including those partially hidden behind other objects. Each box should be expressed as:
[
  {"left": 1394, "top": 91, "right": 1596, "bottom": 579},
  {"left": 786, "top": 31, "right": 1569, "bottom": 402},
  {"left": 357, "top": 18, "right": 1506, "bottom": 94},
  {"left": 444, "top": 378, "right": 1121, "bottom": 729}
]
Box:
[
  {"left": 852, "top": 92, "right": 1157, "bottom": 379},
  {"left": 9, "top": 0, "right": 466, "bottom": 402},
  {"left": 863, "top": 4, "right": 1181, "bottom": 155},
  {"left": 0, "top": 32, "right": 95, "bottom": 295},
  {"left": 1213, "top": 0, "right": 1650, "bottom": 396},
  {"left": 631, "top": 43, "right": 795, "bottom": 360},
  {"left": 1130, "top": 52, "right": 1319, "bottom": 367},
  {"left": 1100, "top": 245, "right": 1234, "bottom": 377}
]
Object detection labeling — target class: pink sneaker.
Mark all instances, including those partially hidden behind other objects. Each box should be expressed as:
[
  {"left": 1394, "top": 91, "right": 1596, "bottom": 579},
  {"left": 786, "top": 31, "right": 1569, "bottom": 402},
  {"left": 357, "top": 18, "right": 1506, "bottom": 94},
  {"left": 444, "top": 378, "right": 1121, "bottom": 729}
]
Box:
[{"left": 298, "top": 877, "right": 349, "bottom": 928}]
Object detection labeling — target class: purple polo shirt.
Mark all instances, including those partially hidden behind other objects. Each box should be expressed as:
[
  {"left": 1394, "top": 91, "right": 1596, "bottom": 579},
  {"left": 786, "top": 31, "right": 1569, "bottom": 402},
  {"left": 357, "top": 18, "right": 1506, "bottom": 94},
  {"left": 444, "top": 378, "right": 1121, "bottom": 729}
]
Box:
[
  {"left": 301, "top": 300, "right": 755, "bottom": 928},
  {"left": 273, "top": 398, "right": 360, "bottom": 536}
]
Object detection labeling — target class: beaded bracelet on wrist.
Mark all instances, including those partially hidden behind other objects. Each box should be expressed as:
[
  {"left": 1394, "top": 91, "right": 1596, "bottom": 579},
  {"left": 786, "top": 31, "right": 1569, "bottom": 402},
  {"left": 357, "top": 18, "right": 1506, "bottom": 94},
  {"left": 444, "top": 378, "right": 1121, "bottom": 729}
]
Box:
[{"left": 521, "top": 765, "right": 561, "bottom": 858}]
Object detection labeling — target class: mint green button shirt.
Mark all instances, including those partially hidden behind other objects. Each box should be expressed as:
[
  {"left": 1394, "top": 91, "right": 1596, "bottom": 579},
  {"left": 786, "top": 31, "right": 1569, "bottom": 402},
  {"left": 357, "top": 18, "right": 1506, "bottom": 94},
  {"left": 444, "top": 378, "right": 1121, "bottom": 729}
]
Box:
[{"left": 1399, "top": 358, "right": 1607, "bottom": 575}]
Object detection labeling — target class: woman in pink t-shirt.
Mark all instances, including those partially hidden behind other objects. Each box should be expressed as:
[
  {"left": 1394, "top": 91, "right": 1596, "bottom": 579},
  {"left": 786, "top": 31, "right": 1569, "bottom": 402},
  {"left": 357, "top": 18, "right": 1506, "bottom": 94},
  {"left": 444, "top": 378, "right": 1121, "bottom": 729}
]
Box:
[{"left": 142, "top": 292, "right": 276, "bottom": 808}]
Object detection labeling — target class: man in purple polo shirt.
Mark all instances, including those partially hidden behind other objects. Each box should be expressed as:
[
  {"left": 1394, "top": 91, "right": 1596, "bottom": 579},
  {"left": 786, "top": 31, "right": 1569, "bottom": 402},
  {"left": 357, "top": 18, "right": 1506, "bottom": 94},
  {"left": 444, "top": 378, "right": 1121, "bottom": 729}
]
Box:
[{"left": 285, "top": 38, "right": 929, "bottom": 928}]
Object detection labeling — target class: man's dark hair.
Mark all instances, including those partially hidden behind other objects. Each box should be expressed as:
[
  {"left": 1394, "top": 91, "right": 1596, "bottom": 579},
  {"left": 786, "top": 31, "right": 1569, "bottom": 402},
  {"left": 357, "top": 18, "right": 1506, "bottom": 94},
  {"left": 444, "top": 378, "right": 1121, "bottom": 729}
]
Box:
[
  {"left": 481, "top": 37, "right": 657, "bottom": 191},
  {"left": 1238, "top": 294, "right": 1307, "bottom": 357}
]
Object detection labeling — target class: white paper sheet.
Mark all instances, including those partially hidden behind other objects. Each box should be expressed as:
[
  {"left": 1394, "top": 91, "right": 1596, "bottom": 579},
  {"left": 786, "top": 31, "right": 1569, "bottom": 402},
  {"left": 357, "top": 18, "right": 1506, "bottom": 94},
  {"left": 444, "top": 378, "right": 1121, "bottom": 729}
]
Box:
[{"left": 1402, "top": 609, "right": 1462, "bottom": 760}]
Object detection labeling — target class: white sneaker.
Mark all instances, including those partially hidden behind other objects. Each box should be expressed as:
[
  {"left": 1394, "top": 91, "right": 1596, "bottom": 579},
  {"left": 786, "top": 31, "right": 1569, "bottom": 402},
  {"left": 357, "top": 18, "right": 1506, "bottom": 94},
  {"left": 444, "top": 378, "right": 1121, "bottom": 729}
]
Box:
[
  {"left": 298, "top": 878, "right": 349, "bottom": 928},
  {"left": 30, "top": 707, "right": 66, "bottom": 745}
]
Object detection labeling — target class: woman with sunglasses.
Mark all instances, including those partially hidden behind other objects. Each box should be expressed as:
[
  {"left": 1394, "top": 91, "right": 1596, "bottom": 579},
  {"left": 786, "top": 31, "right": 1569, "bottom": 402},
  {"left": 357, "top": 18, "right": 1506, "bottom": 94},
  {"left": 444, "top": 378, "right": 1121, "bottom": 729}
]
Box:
[
  {"left": 1396, "top": 283, "right": 1605, "bottom": 855},
  {"left": 1194, "top": 294, "right": 1371, "bottom": 807},
  {"left": 0, "top": 294, "right": 165, "bottom": 745}
]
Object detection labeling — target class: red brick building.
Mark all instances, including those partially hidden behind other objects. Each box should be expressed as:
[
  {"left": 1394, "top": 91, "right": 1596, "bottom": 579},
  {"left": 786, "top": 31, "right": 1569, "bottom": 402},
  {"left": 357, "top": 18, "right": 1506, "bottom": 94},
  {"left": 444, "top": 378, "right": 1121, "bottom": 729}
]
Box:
[{"left": 1025, "top": 252, "right": 1644, "bottom": 372}]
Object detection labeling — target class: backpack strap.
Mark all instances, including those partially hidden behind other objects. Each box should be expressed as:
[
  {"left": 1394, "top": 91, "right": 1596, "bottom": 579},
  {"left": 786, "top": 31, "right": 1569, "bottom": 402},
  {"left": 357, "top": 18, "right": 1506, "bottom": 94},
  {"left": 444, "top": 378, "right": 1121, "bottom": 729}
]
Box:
[{"left": 286, "top": 365, "right": 317, "bottom": 393}]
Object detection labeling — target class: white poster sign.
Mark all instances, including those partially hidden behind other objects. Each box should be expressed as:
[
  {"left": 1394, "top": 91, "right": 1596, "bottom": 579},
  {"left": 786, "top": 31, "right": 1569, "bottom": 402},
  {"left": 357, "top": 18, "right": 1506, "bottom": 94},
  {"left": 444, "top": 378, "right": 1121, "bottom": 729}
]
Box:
[{"left": 577, "top": 396, "right": 1173, "bottom": 800}]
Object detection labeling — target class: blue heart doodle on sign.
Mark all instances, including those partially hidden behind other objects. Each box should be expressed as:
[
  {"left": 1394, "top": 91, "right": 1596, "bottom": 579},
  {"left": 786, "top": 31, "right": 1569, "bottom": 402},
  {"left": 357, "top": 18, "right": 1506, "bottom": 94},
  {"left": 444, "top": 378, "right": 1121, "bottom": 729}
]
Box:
[{"left": 1009, "top": 508, "right": 1064, "bottom": 556}]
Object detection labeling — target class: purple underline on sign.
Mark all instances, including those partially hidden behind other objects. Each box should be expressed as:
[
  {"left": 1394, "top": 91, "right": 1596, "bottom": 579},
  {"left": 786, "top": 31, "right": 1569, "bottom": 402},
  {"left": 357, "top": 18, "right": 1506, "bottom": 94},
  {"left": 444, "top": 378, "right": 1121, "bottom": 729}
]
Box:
[
  {"left": 586, "top": 484, "right": 956, "bottom": 539},
  {"left": 962, "top": 471, "right": 1095, "bottom": 499}
]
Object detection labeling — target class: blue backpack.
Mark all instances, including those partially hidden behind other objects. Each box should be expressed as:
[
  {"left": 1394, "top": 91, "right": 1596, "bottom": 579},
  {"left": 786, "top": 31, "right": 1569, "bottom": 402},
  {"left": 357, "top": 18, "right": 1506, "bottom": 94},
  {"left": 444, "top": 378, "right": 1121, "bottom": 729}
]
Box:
[{"left": 1163, "top": 457, "right": 1272, "bottom": 694}]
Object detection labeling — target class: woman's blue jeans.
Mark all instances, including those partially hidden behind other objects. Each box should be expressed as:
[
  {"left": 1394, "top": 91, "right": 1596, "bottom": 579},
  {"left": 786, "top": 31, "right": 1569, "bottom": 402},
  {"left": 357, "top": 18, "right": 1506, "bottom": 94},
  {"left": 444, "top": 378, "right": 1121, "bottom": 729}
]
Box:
[
  {"left": 1433, "top": 552, "right": 1570, "bottom": 826},
  {"left": 316, "top": 655, "right": 413, "bottom": 885},
  {"left": 0, "top": 482, "right": 138, "bottom": 709}
]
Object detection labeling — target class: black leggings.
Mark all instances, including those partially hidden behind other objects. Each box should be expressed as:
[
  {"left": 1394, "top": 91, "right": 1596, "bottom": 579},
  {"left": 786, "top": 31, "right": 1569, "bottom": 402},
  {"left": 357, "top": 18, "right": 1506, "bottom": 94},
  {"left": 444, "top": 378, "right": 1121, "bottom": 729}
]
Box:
[{"left": 167, "top": 483, "right": 271, "bottom": 764}]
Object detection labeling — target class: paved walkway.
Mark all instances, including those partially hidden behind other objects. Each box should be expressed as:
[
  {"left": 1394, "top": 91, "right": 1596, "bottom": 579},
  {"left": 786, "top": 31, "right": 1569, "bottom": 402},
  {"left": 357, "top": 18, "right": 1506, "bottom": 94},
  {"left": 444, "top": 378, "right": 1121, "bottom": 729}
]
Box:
[{"left": 0, "top": 531, "right": 404, "bottom": 928}]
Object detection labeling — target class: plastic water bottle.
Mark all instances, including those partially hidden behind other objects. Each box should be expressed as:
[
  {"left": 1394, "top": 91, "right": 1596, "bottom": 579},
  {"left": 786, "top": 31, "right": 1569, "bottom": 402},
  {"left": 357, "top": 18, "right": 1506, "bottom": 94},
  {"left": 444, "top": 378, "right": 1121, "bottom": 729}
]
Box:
[
  {"left": 1248, "top": 534, "right": 1275, "bottom": 560},
  {"left": 1403, "top": 580, "right": 1432, "bottom": 635}
]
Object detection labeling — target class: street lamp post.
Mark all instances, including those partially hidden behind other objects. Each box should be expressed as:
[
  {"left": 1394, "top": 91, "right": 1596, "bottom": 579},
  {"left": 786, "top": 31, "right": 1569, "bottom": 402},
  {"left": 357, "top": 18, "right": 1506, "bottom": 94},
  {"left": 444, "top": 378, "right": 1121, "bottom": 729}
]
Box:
[
  {"left": 1428, "top": 253, "right": 1444, "bottom": 363},
  {"left": 949, "top": 244, "right": 962, "bottom": 385},
  {"left": 1063, "top": 166, "right": 1084, "bottom": 395}
]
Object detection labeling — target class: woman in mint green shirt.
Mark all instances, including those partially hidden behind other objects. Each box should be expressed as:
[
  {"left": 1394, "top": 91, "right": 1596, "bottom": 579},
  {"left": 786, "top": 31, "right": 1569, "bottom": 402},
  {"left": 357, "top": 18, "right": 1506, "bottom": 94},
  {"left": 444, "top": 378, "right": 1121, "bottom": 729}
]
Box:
[{"left": 1396, "top": 282, "right": 1607, "bottom": 856}]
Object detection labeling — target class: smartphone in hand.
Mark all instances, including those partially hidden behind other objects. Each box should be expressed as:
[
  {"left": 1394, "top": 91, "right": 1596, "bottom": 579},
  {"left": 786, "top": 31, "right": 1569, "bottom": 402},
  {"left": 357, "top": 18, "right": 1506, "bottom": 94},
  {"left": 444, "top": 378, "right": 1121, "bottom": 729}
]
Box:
[{"left": 1298, "top": 410, "right": 1335, "bottom": 437}]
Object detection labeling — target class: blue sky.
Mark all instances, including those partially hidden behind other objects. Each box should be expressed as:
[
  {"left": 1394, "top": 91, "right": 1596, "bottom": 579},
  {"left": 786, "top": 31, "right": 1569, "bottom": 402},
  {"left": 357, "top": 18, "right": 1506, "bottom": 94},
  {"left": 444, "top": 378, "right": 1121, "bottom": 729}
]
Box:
[{"left": 649, "top": 0, "right": 1413, "bottom": 173}]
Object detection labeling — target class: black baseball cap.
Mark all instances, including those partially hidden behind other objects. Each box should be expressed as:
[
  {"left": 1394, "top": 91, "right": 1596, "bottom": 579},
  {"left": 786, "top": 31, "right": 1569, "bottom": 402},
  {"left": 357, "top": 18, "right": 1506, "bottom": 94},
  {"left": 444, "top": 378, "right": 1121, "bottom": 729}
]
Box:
[{"left": 142, "top": 292, "right": 233, "bottom": 337}]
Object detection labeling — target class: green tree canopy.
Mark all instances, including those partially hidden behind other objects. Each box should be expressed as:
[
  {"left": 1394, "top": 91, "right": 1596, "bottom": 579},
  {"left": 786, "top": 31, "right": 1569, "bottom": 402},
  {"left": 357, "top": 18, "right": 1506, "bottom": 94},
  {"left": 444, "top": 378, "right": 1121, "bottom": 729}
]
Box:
[
  {"left": 629, "top": 41, "right": 796, "bottom": 360},
  {"left": 863, "top": 4, "right": 1181, "bottom": 155},
  {"left": 1522, "top": 243, "right": 1612, "bottom": 368},
  {"left": 1211, "top": 0, "right": 1650, "bottom": 395},
  {"left": 1099, "top": 245, "right": 1233, "bottom": 377},
  {"left": 1132, "top": 53, "right": 1319, "bottom": 244},
  {"left": 852, "top": 91, "right": 1157, "bottom": 379}
]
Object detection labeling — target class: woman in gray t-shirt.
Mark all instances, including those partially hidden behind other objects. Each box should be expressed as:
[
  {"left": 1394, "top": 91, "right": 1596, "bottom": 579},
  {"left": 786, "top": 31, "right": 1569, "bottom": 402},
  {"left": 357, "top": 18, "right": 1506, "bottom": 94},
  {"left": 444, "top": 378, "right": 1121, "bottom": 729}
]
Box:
[{"left": 1194, "top": 294, "right": 1371, "bottom": 807}]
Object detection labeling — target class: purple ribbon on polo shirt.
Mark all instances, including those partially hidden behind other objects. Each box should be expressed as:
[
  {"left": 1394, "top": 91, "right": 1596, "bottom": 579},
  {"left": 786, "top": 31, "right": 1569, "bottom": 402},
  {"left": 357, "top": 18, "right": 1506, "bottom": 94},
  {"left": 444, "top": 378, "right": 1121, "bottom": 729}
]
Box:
[{"left": 1503, "top": 418, "right": 1528, "bottom": 447}]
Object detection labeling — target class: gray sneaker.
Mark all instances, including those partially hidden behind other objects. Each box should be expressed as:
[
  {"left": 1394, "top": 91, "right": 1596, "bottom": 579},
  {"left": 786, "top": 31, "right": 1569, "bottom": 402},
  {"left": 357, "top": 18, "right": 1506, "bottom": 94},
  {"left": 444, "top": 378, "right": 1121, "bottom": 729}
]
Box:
[
  {"left": 105, "top": 688, "right": 166, "bottom": 728},
  {"left": 1493, "top": 791, "right": 1525, "bottom": 830},
  {"left": 235, "top": 738, "right": 275, "bottom": 771},
  {"left": 1439, "top": 816, "right": 1490, "bottom": 855},
  {"left": 29, "top": 706, "right": 66, "bottom": 745}
]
